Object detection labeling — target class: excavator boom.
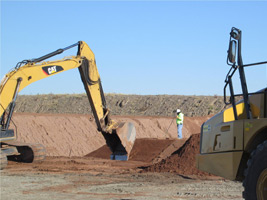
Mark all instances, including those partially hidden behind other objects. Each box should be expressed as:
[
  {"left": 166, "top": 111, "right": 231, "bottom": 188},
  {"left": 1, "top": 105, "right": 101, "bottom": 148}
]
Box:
[{"left": 0, "top": 41, "right": 136, "bottom": 163}]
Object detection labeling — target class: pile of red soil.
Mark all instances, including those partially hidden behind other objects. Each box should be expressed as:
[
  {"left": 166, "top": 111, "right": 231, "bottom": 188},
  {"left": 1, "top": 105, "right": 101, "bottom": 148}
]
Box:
[
  {"left": 86, "top": 138, "right": 175, "bottom": 163},
  {"left": 144, "top": 134, "right": 211, "bottom": 176}
]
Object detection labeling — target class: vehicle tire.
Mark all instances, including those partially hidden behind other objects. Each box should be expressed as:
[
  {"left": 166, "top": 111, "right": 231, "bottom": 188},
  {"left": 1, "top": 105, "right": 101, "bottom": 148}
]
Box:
[
  {"left": 0, "top": 150, "right": 8, "bottom": 170},
  {"left": 243, "top": 140, "right": 267, "bottom": 200}
]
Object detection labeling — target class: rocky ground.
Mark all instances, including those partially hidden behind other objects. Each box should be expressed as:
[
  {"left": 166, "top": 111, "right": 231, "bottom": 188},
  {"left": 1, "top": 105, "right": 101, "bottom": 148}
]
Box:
[{"left": 15, "top": 93, "right": 232, "bottom": 117}]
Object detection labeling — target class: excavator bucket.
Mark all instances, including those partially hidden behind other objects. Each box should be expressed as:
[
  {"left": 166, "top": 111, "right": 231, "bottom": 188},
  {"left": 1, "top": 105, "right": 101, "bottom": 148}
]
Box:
[{"left": 105, "top": 122, "right": 136, "bottom": 161}]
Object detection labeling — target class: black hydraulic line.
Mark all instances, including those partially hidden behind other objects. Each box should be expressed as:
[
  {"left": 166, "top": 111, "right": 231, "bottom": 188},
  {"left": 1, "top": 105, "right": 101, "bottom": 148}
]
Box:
[
  {"left": 31, "top": 42, "right": 79, "bottom": 63},
  {"left": 78, "top": 60, "right": 102, "bottom": 132},
  {"left": 31, "top": 49, "right": 64, "bottom": 63},
  {"left": 5, "top": 77, "right": 22, "bottom": 130},
  {"left": 80, "top": 59, "right": 99, "bottom": 86},
  {"left": 62, "top": 42, "right": 80, "bottom": 51},
  {"left": 264, "top": 89, "right": 267, "bottom": 118},
  {"left": 99, "top": 80, "right": 107, "bottom": 108},
  {"left": 15, "top": 60, "right": 31, "bottom": 69},
  {"left": 0, "top": 103, "right": 6, "bottom": 127},
  {"left": 78, "top": 59, "right": 110, "bottom": 131}
]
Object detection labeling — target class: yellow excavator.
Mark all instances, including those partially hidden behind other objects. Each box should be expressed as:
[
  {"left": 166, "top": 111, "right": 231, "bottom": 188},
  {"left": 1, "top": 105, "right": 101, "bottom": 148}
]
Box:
[
  {"left": 0, "top": 41, "right": 136, "bottom": 169},
  {"left": 196, "top": 27, "right": 267, "bottom": 200}
]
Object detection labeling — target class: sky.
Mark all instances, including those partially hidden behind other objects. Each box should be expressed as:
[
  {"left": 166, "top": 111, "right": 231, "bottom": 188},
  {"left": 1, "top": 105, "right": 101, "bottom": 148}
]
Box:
[{"left": 1, "top": 0, "right": 267, "bottom": 96}]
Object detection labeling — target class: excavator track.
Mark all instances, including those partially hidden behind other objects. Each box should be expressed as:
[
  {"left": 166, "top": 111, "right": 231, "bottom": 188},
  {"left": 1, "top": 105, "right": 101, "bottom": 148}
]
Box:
[
  {"left": 5, "top": 142, "right": 46, "bottom": 163},
  {"left": 0, "top": 150, "right": 8, "bottom": 170},
  {"left": 22, "top": 143, "right": 46, "bottom": 163}
]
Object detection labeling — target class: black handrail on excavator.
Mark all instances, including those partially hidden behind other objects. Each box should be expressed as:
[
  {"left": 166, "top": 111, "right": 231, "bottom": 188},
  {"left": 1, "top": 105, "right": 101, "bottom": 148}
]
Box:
[{"left": 3, "top": 78, "right": 22, "bottom": 130}]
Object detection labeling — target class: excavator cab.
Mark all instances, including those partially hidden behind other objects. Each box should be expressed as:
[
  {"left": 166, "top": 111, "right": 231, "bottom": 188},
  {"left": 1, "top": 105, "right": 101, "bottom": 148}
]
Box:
[{"left": 0, "top": 41, "right": 136, "bottom": 168}]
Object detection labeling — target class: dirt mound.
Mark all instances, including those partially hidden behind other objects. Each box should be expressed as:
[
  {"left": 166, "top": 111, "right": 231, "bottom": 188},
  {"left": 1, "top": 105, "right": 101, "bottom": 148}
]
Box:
[
  {"left": 144, "top": 134, "right": 212, "bottom": 176},
  {"left": 10, "top": 113, "right": 210, "bottom": 157},
  {"left": 87, "top": 138, "right": 176, "bottom": 162},
  {"left": 85, "top": 145, "right": 111, "bottom": 159},
  {"left": 128, "top": 139, "right": 176, "bottom": 162}
]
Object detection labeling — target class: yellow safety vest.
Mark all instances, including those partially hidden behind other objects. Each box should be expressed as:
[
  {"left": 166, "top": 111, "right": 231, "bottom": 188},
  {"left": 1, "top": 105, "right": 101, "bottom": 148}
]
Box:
[{"left": 176, "top": 113, "right": 184, "bottom": 125}]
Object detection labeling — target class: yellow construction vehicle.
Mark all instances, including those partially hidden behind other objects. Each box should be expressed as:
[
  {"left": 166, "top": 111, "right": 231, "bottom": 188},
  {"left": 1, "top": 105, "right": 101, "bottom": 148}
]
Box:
[
  {"left": 0, "top": 41, "right": 136, "bottom": 169},
  {"left": 196, "top": 27, "right": 267, "bottom": 200}
]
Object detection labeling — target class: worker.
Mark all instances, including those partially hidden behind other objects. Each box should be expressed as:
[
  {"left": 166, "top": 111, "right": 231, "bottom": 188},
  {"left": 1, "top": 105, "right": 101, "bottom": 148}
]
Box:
[{"left": 176, "top": 109, "right": 184, "bottom": 139}]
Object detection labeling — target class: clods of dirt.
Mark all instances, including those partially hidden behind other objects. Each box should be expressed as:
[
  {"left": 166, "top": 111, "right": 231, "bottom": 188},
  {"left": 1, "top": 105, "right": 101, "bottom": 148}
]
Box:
[{"left": 143, "top": 134, "right": 213, "bottom": 177}]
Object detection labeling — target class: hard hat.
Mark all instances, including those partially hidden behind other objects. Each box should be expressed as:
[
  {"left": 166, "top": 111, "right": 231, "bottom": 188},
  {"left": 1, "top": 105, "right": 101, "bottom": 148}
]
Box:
[{"left": 177, "top": 109, "right": 181, "bottom": 113}]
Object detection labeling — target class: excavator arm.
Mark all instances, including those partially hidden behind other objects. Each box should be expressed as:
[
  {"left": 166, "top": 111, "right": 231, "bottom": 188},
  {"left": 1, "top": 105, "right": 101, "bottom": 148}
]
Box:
[{"left": 0, "top": 41, "right": 136, "bottom": 160}]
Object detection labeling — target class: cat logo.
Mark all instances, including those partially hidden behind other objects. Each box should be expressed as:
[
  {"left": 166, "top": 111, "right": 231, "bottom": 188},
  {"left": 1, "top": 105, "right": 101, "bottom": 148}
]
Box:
[{"left": 42, "top": 65, "right": 64, "bottom": 75}]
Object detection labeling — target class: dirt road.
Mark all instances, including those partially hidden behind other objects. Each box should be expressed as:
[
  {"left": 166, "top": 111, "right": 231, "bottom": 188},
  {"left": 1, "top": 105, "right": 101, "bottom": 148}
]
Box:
[{"left": 1, "top": 157, "right": 243, "bottom": 200}]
